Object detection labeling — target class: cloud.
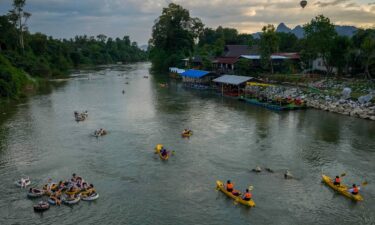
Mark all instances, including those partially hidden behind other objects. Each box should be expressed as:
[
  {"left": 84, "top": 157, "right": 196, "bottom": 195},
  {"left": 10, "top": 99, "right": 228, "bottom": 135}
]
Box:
[
  {"left": 315, "top": 0, "right": 351, "bottom": 7},
  {"left": 0, "top": 0, "right": 374, "bottom": 44}
]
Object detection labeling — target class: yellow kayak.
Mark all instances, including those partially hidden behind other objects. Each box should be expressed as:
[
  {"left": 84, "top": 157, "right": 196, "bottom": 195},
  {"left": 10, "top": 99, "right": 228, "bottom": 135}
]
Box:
[
  {"left": 216, "top": 180, "right": 255, "bottom": 207},
  {"left": 155, "top": 144, "right": 163, "bottom": 154},
  {"left": 322, "top": 175, "right": 363, "bottom": 201}
]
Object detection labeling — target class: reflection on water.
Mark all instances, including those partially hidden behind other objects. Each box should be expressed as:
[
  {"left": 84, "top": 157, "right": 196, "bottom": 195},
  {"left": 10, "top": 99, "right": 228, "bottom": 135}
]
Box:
[{"left": 0, "top": 63, "right": 374, "bottom": 225}]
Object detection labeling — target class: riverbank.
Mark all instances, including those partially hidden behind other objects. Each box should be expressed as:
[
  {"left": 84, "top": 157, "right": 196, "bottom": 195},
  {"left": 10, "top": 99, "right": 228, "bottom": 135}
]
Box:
[
  {"left": 297, "top": 79, "right": 374, "bottom": 120},
  {"left": 235, "top": 75, "right": 374, "bottom": 120}
]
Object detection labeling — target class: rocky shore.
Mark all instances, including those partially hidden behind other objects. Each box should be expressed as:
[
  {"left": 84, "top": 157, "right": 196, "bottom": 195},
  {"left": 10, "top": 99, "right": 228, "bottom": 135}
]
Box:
[
  {"left": 306, "top": 98, "right": 375, "bottom": 120},
  {"left": 303, "top": 80, "right": 374, "bottom": 120},
  {"left": 264, "top": 79, "right": 375, "bottom": 120}
]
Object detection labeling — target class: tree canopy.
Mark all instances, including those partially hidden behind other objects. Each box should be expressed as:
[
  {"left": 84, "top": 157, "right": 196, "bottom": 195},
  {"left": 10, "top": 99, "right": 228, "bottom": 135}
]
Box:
[
  {"left": 260, "top": 24, "right": 279, "bottom": 74},
  {"left": 149, "top": 3, "right": 203, "bottom": 71},
  {"left": 0, "top": 0, "right": 148, "bottom": 100}
]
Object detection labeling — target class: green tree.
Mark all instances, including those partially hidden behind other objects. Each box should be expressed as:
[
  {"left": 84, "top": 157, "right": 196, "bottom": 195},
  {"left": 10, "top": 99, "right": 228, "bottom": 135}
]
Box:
[
  {"left": 329, "top": 36, "right": 351, "bottom": 76},
  {"left": 235, "top": 58, "right": 252, "bottom": 76},
  {"left": 303, "top": 15, "right": 337, "bottom": 75},
  {"left": 361, "top": 35, "right": 375, "bottom": 79},
  {"left": 277, "top": 32, "right": 298, "bottom": 52},
  {"left": 260, "top": 24, "right": 279, "bottom": 74},
  {"left": 149, "top": 3, "right": 204, "bottom": 71},
  {"left": 7, "top": 0, "right": 31, "bottom": 52}
]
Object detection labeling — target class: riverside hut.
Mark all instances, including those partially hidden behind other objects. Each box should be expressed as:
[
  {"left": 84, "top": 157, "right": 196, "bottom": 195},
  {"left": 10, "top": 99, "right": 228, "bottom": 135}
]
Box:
[
  {"left": 169, "top": 67, "right": 185, "bottom": 79},
  {"left": 180, "top": 69, "right": 217, "bottom": 89},
  {"left": 213, "top": 75, "right": 256, "bottom": 97}
]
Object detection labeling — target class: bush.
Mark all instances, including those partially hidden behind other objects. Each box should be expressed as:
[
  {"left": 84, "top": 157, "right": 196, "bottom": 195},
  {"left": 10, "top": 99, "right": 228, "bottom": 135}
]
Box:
[{"left": 0, "top": 55, "right": 35, "bottom": 98}]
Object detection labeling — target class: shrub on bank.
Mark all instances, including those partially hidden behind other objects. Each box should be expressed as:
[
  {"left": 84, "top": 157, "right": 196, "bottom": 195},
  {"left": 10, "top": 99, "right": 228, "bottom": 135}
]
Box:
[{"left": 0, "top": 55, "right": 36, "bottom": 98}]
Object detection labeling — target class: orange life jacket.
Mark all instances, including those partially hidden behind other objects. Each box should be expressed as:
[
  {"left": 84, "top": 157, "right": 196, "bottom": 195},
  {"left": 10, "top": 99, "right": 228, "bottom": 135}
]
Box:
[
  {"left": 353, "top": 187, "right": 359, "bottom": 194},
  {"left": 244, "top": 192, "right": 252, "bottom": 199},
  {"left": 227, "top": 183, "right": 233, "bottom": 190},
  {"left": 335, "top": 178, "right": 340, "bottom": 183}
]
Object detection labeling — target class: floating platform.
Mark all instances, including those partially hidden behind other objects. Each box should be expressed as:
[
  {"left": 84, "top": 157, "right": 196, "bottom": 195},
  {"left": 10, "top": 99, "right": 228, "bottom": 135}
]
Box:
[{"left": 242, "top": 98, "right": 307, "bottom": 111}]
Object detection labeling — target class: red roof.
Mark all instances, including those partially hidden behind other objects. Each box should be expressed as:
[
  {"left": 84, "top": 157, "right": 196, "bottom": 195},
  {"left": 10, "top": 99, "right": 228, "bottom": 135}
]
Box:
[{"left": 215, "top": 57, "right": 239, "bottom": 64}]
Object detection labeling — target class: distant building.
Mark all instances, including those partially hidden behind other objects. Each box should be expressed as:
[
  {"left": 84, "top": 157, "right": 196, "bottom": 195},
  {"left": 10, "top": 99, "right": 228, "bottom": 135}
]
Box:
[
  {"left": 238, "top": 52, "right": 301, "bottom": 73},
  {"left": 311, "top": 57, "right": 338, "bottom": 74},
  {"left": 182, "top": 56, "right": 203, "bottom": 69},
  {"left": 212, "top": 45, "right": 259, "bottom": 74}
]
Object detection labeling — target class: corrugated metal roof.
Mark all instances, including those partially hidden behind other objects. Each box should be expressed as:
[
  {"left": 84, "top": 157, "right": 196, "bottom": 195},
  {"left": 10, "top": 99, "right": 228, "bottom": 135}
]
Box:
[
  {"left": 181, "top": 69, "right": 211, "bottom": 78},
  {"left": 213, "top": 75, "right": 254, "bottom": 85},
  {"left": 169, "top": 67, "right": 185, "bottom": 74},
  {"left": 240, "top": 55, "right": 290, "bottom": 60}
]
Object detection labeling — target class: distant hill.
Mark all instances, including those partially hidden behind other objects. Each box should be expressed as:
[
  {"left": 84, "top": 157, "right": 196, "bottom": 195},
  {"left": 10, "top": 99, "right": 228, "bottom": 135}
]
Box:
[{"left": 252, "top": 23, "right": 358, "bottom": 39}]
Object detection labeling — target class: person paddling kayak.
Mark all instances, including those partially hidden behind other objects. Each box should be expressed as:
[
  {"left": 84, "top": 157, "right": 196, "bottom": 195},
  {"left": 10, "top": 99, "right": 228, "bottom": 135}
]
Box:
[
  {"left": 349, "top": 184, "right": 360, "bottom": 195},
  {"left": 242, "top": 189, "right": 252, "bottom": 201},
  {"left": 226, "top": 180, "right": 240, "bottom": 196},
  {"left": 161, "top": 148, "right": 168, "bottom": 157},
  {"left": 226, "top": 180, "right": 234, "bottom": 192},
  {"left": 333, "top": 176, "right": 341, "bottom": 186}
]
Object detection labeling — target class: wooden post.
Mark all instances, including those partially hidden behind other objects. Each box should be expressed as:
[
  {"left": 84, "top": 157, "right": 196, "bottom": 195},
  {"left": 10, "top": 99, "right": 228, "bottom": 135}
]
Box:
[{"left": 221, "top": 84, "right": 224, "bottom": 96}]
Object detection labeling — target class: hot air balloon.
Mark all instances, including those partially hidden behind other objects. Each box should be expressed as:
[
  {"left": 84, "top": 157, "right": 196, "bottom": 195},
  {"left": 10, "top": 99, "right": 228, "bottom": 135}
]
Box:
[{"left": 300, "top": 0, "right": 307, "bottom": 8}]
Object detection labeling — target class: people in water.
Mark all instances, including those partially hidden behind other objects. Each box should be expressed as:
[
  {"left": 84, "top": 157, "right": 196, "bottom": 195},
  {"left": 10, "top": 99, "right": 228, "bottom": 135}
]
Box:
[
  {"left": 349, "top": 184, "right": 360, "bottom": 195},
  {"left": 71, "top": 173, "right": 77, "bottom": 182},
  {"left": 74, "top": 110, "right": 88, "bottom": 121},
  {"left": 87, "top": 184, "right": 96, "bottom": 195},
  {"left": 284, "top": 170, "right": 293, "bottom": 179},
  {"left": 161, "top": 148, "right": 168, "bottom": 157},
  {"left": 333, "top": 176, "right": 341, "bottom": 186},
  {"left": 50, "top": 194, "right": 62, "bottom": 205},
  {"left": 242, "top": 189, "right": 252, "bottom": 201},
  {"left": 20, "top": 177, "right": 27, "bottom": 188},
  {"left": 94, "top": 128, "right": 107, "bottom": 136},
  {"left": 252, "top": 166, "right": 262, "bottom": 173},
  {"left": 29, "top": 188, "right": 42, "bottom": 194}
]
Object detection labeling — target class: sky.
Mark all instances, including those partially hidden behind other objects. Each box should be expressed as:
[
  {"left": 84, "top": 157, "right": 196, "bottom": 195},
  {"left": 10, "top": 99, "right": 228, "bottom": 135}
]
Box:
[{"left": 0, "top": 0, "right": 374, "bottom": 45}]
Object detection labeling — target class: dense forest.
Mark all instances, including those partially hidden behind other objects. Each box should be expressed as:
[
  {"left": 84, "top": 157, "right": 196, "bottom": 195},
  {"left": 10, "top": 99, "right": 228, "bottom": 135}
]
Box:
[
  {"left": 149, "top": 3, "right": 375, "bottom": 79},
  {"left": 0, "top": 0, "right": 147, "bottom": 100}
]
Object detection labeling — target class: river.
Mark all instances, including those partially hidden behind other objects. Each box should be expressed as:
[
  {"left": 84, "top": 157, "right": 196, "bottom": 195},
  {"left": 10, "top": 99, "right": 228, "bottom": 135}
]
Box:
[{"left": 0, "top": 63, "right": 374, "bottom": 225}]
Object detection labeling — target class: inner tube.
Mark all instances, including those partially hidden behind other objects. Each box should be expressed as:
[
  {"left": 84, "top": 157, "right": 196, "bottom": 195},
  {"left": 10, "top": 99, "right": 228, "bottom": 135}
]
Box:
[
  {"left": 27, "top": 189, "right": 44, "bottom": 198},
  {"left": 15, "top": 179, "right": 31, "bottom": 187},
  {"left": 48, "top": 198, "right": 57, "bottom": 205},
  {"left": 81, "top": 192, "right": 99, "bottom": 201},
  {"left": 48, "top": 197, "right": 61, "bottom": 205},
  {"left": 62, "top": 195, "right": 81, "bottom": 205},
  {"left": 33, "top": 202, "right": 50, "bottom": 212}
]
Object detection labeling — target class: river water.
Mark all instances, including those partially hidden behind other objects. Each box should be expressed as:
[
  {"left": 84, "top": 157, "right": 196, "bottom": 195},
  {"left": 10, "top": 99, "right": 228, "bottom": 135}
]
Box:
[{"left": 0, "top": 63, "right": 374, "bottom": 225}]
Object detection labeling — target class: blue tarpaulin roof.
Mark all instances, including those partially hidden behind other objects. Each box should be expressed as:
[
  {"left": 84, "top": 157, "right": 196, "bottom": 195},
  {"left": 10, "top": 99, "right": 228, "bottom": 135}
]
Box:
[
  {"left": 181, "top": 69, "right": 211, "bottom": 78},
  {"left": 213, "top": 75, "right": 254, "bottom": 85}
]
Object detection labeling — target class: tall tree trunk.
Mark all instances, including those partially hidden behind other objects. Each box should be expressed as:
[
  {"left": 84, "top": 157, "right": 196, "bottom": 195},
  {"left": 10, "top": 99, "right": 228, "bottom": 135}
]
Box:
[
  {"left": 18, "top": 8, "right": 24, "bottom": 52},
  {"left": 364, "top": 58, "right": 372, "bottom": 80}
]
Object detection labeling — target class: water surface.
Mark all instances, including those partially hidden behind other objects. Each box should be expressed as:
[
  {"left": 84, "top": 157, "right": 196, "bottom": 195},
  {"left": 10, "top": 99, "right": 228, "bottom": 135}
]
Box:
[{"left": 0, "top": 63, "right": 374, "bottom": 225}]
